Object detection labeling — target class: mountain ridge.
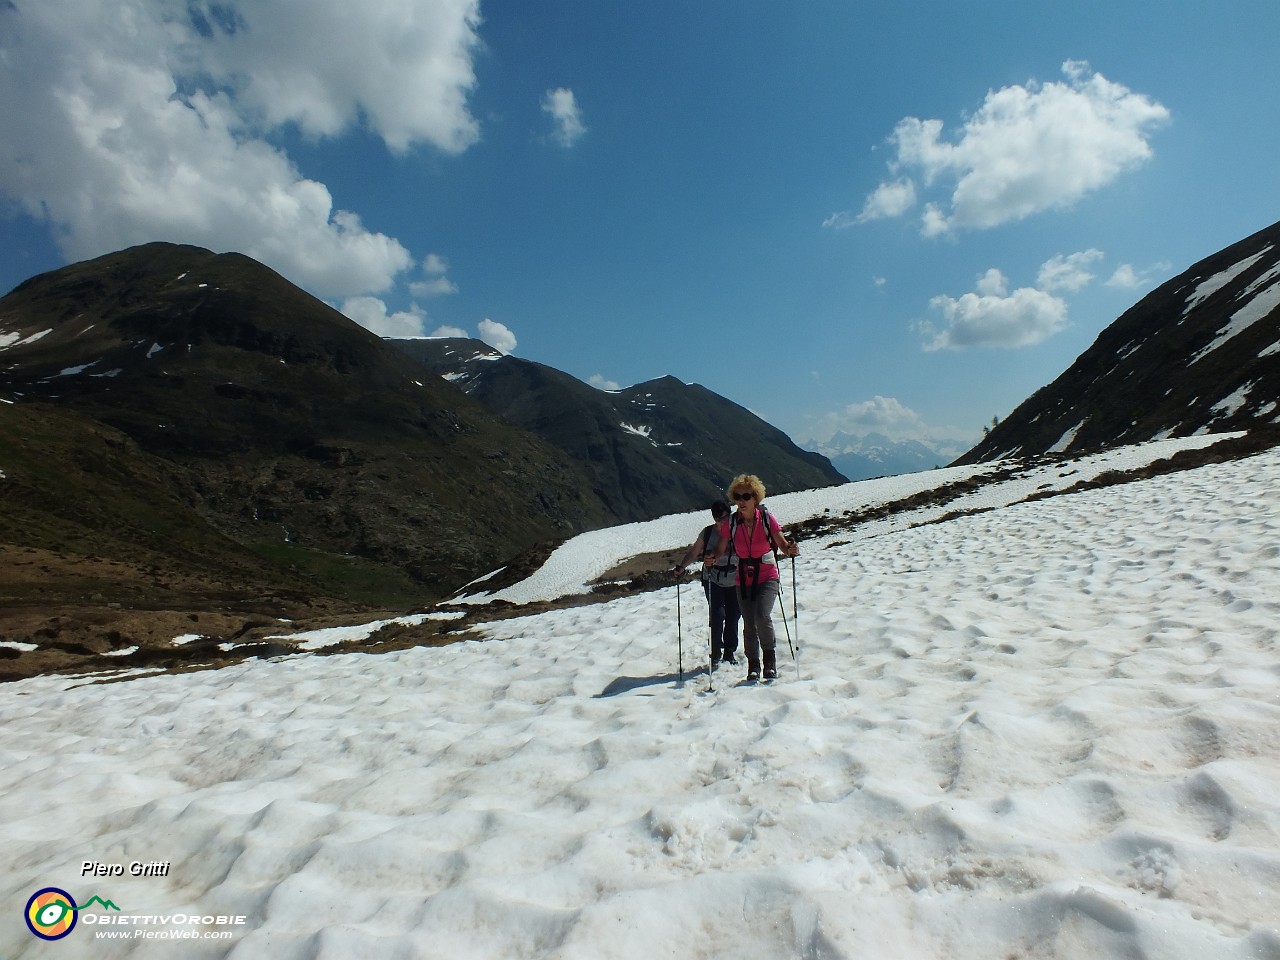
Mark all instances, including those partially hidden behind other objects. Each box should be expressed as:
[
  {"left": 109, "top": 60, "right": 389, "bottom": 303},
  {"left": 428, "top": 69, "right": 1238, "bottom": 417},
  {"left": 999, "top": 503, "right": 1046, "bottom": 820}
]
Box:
[
  {"left": 0, "top": 243, "right": 614, "bottom": 611},
  {"left": 958, "top": 218, "right": 1280, "bottom": 463},
  {"left": 389, "top": 336, "right": 846, "bottom": 521}
]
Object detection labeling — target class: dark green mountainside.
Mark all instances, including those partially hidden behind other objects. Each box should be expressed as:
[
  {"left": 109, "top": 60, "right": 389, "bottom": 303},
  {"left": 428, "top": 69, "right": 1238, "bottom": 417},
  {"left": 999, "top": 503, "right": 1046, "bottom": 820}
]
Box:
[{"left": 0, "top": 243, "right": 612, "bottom": 614}]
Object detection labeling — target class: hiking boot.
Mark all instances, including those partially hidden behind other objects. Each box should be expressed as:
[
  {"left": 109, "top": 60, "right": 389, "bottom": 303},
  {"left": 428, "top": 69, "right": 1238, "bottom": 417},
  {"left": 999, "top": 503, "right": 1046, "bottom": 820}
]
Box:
[
  {"left": 721, "top": 654, "right": 737, "bottom": 665},
  {"left": 746, "top": 669, "right": 760, "bottom": 683},
  {"left": 763, "top": 668, "right": 777, "bottom": 681}
]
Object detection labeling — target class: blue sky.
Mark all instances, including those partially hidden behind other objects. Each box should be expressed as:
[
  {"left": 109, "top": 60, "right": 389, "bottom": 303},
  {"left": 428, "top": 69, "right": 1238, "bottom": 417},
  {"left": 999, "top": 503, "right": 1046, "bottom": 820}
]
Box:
[{"left": 3, "top": 1, "right": 1279, "bottom": 458}]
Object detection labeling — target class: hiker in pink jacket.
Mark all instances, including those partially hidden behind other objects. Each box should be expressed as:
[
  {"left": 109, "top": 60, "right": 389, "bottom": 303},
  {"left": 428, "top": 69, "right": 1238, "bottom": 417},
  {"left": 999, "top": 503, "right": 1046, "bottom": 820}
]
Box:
[{"left": 707, "top": 473, "right": 798, "bottom": 681}]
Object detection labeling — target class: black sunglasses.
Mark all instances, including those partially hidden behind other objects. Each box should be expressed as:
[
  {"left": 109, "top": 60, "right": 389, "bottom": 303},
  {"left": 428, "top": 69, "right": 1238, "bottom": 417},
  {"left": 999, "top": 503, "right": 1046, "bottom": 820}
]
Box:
[{"left": 732, "top": 491, "right": 756, "bottom": 501}]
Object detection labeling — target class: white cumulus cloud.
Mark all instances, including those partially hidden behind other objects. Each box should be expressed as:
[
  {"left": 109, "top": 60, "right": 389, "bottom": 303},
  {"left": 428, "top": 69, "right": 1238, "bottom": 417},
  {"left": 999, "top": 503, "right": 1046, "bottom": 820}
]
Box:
[
  {"left": 0, "top": 0, "right": 482, "bottom": 300},
  {"left": 589, "top": 374, "right": 622, "bottom": 392},
  {"left": 1106, "top": 261, "right": 1171, "bottom": 290},
  {"left": 922, "top": 285, "right": 1068, "bottom": 351},
  {"left": 427, "top": 325, "right": 468, "bottom": 338},
  {"left": 409, "top": 253, "right": 459, "bottom": 298},
  {"left": 837, "top": 396, "right": 925, "bottom": 434},
  {"left": 827, "top": 178, "right": 917, "bottom": 228},
  {"left": 1037, "top": 249, "right": 1104, "bottom": 292},
  {"left": 857, "top": 61, "right": 1169, "bottom": 236},
  {"left": 340, "top": 297, "right": 429, "bottom": 338},
  {"left": 918, "top": 249, "right": 1119, "bottom": 352},
  {"left": 543, "top": 88, "right": 587, "bottom": 148},
  {"left": 976, "top": 268, "right": 1009, "bottom": 297},
  {"left": 477, "top": 318, "right": 517, "bottom": 355}
]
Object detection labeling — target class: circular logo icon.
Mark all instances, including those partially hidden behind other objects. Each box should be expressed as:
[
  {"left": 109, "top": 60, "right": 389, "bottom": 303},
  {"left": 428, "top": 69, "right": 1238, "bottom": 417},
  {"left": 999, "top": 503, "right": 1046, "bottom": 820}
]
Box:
[{"left": 25, "top": 887, "right": 78, "bottom": 941}]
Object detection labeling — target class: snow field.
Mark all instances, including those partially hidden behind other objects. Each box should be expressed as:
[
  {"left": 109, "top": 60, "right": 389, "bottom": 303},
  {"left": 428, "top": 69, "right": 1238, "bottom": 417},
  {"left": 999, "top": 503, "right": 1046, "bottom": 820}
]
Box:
[
  {"left": 0, "top": 446, "right": 1278, "bottom": 958},
  {"left": 458, "top": 433, "right": 1239, "bottom": 606}
]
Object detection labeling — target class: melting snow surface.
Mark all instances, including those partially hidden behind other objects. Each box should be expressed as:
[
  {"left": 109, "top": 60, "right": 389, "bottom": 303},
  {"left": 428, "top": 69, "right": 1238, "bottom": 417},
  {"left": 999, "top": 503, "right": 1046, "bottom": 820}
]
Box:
[
  {"left": 265, "top": 613, "right": 464, "bottom": 651},
  {"left": 2, "top": 442, "right": 1278, "bottom": 958},
  {"left": 456, "top": 434, "right": 1240, "bottom": 606}
]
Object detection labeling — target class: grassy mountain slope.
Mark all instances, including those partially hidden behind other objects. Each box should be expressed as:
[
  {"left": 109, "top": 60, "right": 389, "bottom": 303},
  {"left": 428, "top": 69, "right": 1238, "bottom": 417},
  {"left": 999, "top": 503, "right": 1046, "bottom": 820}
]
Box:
[{"left": 0, "top": 243, "right": 613, "bottom": 616}]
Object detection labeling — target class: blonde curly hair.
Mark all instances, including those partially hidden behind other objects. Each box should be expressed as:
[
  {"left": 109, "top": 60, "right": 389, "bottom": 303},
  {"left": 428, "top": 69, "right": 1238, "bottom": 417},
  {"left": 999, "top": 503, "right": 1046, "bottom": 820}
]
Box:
[{"left": 727, "top": 473, "right": 766, "bottom": 503}]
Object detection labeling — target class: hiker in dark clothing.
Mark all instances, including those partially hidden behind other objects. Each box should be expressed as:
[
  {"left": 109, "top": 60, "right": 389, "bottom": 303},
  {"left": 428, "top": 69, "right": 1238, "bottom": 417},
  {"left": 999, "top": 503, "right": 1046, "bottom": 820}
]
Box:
[
  {"left": 674, "top": 501, "right": 741, "bottom": 665},
  {"left": 707, "top": 474, "right": 798, "bottom": 681}
]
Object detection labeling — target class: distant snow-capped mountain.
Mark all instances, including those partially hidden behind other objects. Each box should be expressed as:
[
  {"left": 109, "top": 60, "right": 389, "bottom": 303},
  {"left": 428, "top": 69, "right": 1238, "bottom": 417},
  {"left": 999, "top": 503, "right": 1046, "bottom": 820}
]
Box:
[{"left": 812, "top": 431, "right": 960, "bottom": 481}]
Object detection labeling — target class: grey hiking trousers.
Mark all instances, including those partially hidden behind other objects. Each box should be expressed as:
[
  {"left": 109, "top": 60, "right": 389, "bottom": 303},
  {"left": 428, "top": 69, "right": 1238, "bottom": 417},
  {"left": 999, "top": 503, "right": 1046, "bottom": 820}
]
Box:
[{"left": 737, "top": 577, "right": 780, "bottom": 675}]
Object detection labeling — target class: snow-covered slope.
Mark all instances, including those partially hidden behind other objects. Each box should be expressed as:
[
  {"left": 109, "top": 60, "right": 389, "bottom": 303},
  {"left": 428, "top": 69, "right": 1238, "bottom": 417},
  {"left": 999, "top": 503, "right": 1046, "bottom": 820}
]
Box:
[
  {"left": 2, "top": 438, "right": 1278, "bottom": 958},
  {"left": 453, "top": 433, "right": 1239, "bottom": 606}
]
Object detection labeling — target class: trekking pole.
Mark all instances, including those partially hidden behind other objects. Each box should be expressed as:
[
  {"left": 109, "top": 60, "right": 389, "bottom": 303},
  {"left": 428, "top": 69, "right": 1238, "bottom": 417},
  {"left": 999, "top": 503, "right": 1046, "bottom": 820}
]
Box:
[
  {"left": 776, "top": 578, "right": 797, "bottom": 672},
  {"left": 706, "top": 581, "right": 715, "bottom": 693},
  {"left": 707, "top": 633, "right": 715, "bottom": 692},
  {"left": 769, "top": 525, "right": 798, "bottom": 680},
  {"left": 676, "top": 577, "right": 684, "bottom": 684},
  {"left": 791, "top": 555, "right": 800, "bottom": 680}
]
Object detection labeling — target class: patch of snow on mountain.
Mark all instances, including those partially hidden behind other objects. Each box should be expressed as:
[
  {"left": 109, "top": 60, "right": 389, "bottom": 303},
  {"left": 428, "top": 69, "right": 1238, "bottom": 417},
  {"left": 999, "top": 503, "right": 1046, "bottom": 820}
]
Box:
[
  {"left": 0, "top": 328, "right": 52, "bottom": 351},
  {"left": 1239, "top": 258, "right": 1280, "bottom": 298},
  {"left": 1049, "top": 420, "right": 1085, "bottom": 453},
  {"left": 620, "top": 422, "right": 652, "bottom": 439},
  {"left": 55, "top": 360, "right": 99, "bottom": 377},
  {"left": 1212, "top": 382, "right": 1255, "bottom": 419},
  {"left": 1191, "top": 275, "right": 1280, "bottom": 364},
  {"left": 1182, "top": 247, "right": 1271, "bottom": 315}
]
